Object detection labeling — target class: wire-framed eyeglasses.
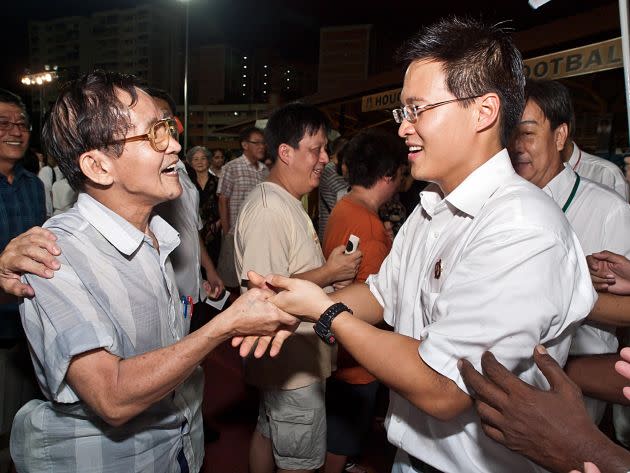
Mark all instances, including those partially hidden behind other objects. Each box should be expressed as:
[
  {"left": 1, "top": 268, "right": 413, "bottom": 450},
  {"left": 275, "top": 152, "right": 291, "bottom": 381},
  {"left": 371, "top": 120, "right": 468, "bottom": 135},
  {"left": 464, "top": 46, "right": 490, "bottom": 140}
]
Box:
[
  {"left": 0, "top": 120, "right": 32, "bottom": 132},
  {"left": 392, "top": 96, "right": 482, "bottom": 124},
  {"left": 112, "top": 117, "right": 178, "bottom": 152}
]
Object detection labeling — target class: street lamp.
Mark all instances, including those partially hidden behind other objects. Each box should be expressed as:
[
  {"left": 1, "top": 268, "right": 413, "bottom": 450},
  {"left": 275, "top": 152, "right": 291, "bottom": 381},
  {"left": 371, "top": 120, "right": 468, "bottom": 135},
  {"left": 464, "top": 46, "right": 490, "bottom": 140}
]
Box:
[
  {"left": 21, "top": 65, "right": 58, "bottom": 131},
  {"left": 178, "top": 0, "right": 190, "bottom": 153}
]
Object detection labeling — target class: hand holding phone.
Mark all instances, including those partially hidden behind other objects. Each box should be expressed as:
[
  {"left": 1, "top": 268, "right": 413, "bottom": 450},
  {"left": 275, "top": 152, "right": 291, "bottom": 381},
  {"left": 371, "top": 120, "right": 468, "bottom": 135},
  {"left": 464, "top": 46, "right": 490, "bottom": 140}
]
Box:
[{"left": 345, "top": 234, "right": 360, "bottom": 254}]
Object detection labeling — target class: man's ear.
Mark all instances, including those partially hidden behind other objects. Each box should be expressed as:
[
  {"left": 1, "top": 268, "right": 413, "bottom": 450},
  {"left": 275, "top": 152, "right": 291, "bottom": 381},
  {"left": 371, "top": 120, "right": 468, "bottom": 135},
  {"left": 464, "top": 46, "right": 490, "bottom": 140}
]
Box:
[
  {"left": 475, "top": 93, "right": 501, "bottom": 134},
  {"left": 554, "top": 123, "right": 569, "bottom": 152},
  {"left": 277, "top": 143, "right": 291, "bottom": 165},
  {"left": 78, "top": 150, "right": 114, "bottom": 186}
]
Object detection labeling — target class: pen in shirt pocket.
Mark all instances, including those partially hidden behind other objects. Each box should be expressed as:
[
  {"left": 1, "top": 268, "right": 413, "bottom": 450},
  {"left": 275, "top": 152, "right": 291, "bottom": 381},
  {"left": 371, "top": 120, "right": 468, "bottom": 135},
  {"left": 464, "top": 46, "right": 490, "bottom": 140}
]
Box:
[{"left": 181, "top": 295, "right": 189, "bottom": 319}]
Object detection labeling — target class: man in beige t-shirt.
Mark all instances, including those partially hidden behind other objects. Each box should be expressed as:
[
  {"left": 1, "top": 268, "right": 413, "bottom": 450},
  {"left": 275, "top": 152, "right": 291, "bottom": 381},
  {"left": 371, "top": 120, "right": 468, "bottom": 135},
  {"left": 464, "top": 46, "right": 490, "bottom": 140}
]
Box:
[{"left": 235, "top": 103, "right": 362, "bottom": 473}]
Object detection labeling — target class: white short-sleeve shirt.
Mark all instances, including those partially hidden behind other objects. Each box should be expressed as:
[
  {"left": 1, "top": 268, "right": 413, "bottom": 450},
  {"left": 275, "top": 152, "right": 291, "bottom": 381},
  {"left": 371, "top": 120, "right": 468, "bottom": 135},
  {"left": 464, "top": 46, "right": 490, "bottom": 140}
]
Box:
[
  {"left": 367, "top": 150, "right": 596, "bottom": 473},
  {"left": 544, "top": 166, "right": 630, "bottom": 421},
  {"left": 567, "top": 143, "right": 629, "bottom": 201}
]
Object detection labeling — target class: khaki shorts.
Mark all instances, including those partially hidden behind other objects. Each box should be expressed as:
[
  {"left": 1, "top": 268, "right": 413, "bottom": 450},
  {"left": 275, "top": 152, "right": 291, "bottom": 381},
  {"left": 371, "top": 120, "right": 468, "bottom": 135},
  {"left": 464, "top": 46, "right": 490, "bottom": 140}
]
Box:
[
  {"left": 256, "top": 383, "right": 326, "bottom": 471},
  {"left": 216, "top": 233, "right": 239, "bottom": 288}
]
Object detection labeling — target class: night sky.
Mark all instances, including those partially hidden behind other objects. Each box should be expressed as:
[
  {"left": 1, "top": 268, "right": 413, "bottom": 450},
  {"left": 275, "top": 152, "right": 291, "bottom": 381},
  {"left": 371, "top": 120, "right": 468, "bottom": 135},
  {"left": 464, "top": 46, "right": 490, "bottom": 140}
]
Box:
[{"left": 3, "top": 0, "right": 617, "bottom": 91}]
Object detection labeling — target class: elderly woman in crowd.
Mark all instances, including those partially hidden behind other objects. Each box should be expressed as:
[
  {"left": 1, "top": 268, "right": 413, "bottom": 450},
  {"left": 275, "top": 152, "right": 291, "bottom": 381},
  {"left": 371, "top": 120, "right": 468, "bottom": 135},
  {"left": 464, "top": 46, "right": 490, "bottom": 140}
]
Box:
[{"left": 187, "top": 146, "right": 222, "bottom": 265}]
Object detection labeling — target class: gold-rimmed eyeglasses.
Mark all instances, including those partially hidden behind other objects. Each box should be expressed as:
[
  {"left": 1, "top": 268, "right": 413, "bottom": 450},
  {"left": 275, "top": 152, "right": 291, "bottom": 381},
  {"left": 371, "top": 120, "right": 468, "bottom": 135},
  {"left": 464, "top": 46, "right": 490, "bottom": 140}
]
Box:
[
  {"left": 113, "top": 117, "right": 178, "bottom": 152},
  {"left": 392, "top": 96, "right": 482, "bottom": 124}
]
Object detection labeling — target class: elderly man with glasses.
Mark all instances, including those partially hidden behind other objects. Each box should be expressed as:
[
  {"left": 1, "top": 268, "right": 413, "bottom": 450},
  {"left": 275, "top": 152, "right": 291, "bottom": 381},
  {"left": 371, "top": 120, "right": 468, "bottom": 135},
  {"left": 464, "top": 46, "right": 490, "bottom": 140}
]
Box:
[
  {"left": 8, "top": 71, "right": 298, "bottom": 473},
  {"left": 0, "top": 88, "right": 45, "bottom": 469}
]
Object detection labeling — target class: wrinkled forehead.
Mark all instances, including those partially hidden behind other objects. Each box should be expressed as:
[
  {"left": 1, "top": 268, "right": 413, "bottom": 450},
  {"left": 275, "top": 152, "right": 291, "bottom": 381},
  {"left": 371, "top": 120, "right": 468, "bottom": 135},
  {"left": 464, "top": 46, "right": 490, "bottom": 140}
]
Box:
[{"left": 117, "top": 87, "right": 160, "bottom": 131}]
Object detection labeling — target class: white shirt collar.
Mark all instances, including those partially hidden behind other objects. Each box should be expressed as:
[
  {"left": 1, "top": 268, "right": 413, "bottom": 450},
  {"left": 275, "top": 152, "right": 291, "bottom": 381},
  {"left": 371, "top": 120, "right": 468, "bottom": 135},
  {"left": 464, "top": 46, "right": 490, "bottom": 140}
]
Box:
[
  {"left": 76, "top": 193, "right": 180, "bottom": 257},
  {"left": 543, "top": 164, "right": 578, "bottom": 206},
  {"left": 419, "top": 149, "right": 515, "bottom": 218},
  {"left": 567, "top": 141, "right": 581, "bottom": 169}
]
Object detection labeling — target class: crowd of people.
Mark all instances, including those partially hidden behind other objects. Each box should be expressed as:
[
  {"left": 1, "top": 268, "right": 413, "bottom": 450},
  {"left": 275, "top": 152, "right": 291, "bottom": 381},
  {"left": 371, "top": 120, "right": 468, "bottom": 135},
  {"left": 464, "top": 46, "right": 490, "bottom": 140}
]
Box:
[{"left": 1, "top": 15, "right": 630, "bottom": 473}]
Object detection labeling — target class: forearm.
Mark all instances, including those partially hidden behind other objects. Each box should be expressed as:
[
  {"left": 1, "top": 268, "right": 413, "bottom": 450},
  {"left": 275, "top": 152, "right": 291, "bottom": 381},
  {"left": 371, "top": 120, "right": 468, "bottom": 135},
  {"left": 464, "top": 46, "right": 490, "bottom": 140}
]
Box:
[
  {"left": 330, "top": 282, "right": 384, "bottom": 325},
  {"left": 294, "top": 266, "right": 333, "bottom": 287},
  {"left": 70, "top": 313, "right": 234, "bottom": 426},
  {"left": 559, "top": 425, "right": 630, "bottom": 473},
  {"left": 565, "top": 354, "right": 630, "bottom": 405},
  {"left": 330, "top": 312, "right": 471, "bottom": 420},
  {"left": 589, "top": 293, "right": 630, "bottom": 326},
  {"left": 218, "top": 196, "right": 230, "bottom": 234}
]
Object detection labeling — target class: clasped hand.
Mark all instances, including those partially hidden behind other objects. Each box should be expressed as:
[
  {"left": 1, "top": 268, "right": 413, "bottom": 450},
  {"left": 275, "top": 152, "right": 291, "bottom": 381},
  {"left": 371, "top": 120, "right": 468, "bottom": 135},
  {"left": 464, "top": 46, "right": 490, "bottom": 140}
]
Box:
[{"left": 231, "top": 271, "right": 333, "bottom": 358}]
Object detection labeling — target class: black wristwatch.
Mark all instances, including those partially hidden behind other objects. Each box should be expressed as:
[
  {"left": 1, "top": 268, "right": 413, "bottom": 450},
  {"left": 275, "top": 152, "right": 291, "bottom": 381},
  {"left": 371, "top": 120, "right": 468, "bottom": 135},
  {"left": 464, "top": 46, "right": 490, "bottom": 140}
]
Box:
[{"left": 313, "top": 302, "right": 352, "bottom": 345}]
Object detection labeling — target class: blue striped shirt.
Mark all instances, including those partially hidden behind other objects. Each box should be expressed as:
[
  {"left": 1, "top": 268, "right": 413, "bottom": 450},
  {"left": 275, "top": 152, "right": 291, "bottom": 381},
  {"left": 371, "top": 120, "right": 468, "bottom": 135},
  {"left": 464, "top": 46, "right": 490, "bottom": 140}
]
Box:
[
  {"left": 0, "top": 162, "right": 46, "bottom": 339},
  {"left": 12, "top": 193, "right": 204, "bottom": 473}
]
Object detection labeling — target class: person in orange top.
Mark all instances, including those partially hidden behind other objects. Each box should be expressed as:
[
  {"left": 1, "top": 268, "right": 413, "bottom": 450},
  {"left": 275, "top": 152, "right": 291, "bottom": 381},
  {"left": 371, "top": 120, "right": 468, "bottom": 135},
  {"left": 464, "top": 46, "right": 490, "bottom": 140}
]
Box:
[{"left": 322, "top": 129, "right": 407, "bottom": 473}]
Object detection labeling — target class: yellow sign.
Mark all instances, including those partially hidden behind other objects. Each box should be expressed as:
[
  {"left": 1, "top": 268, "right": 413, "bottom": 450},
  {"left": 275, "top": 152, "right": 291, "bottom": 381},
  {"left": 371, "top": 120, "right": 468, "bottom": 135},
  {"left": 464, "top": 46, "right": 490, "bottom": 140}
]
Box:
[
  {"left": 360, "top": 38, "right": 623, "bottom": 113},
  {"left": 362, "top": 88, "right": 402, "bottom": 112},
  {"left": 524, "top": 37, "right": 623, "bottom": 80}
]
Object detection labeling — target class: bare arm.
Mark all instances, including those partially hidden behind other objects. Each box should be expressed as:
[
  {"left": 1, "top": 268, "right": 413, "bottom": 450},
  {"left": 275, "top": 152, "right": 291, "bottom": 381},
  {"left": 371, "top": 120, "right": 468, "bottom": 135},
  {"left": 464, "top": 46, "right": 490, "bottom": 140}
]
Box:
[
  {"left": 267, "top": 275, "right": 472, "bottom": 420},
  {"left": 331, "top": 311, "right": 472, "bottom": 420},
  {"left": 66, "top": 288, "right": 298, "bottom": 427},
  {"left": 565, "top": 354, "right": 630, "bottom": 405},
  {"left": 294, "top": 245, "right": 362, "bottom": 287},
  {"left": 218, "top": 194, "right": 230, "bottom": 235},
  {"left": 588, "top": 292, "right": 630, "bottom": 326}
]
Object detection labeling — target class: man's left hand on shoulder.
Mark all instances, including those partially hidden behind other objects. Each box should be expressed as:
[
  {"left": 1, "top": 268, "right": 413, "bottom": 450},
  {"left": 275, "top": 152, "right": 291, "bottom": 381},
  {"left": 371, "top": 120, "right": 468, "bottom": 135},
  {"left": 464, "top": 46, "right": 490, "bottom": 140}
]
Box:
[{"left": 0, "top": 226, "right": 61, "bottom": 298}]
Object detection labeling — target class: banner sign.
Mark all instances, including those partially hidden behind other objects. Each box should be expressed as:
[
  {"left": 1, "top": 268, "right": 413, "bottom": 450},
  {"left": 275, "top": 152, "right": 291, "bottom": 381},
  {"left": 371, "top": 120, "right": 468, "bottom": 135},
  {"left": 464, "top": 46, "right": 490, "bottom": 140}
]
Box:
[
  {"left": 360, "top": 38, "right": 623, "bottom": 112},
  {"left": 523, "top": 37, "right": 623, "bottom": 80},
  {"left": 361, "top": 88, "right": 402, "bottom": 112}
]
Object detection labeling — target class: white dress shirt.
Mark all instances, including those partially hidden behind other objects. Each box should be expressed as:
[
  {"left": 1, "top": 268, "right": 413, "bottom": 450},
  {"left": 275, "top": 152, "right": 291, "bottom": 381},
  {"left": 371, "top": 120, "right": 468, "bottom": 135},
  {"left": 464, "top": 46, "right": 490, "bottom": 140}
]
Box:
[
  {"left": 367, "top": 150, "right": 596, "bottom": 473},
  {"left": 37, "top": 165, "right": 64, "bottom": 217},
  {"left": 154, "top": 160, "right": 204, "bottom": 302},
  {"left": 567, "top": 142, "right": 629, "bottom": 201},
  {"left": 544, "top": 165, "right": 630, "bottom": 421}
]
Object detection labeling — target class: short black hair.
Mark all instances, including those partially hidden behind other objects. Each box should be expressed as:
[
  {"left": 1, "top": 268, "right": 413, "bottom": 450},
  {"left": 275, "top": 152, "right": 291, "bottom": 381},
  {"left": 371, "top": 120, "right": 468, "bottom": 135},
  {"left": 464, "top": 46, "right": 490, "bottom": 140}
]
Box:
[
  {"left": 239, "top": 126, "right": 264, "bottom": 145},
  {"left": 397, "top": 16, "right": 525, "bottom": 147},
  {"left": 43, "top": 70, "right": 139, "bottom": 191},
  {"left": 345, "top": 129, "right": 407, "bottom": 189},
  {"left": 143, "top": 86, "right": 177, "bottom": 115},
  {"left": 264, "top": 103, "right": 330, "bottom": 162},
  {"left": 0, "top": 88, "right": 28, "bottom": 117},
  {"left": 525, "top": 79, "right": 574, "bottom": 134}
]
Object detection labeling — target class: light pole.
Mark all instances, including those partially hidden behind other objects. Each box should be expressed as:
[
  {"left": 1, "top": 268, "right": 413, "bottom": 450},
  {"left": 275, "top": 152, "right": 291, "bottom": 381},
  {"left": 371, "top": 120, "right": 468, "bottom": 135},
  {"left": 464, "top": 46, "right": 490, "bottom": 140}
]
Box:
[
  {"left": 178, "top": 0, "right": 190, "bottom": 153},
  {"left": 21, "top": 66, "right": 58, "bottom": 131}
]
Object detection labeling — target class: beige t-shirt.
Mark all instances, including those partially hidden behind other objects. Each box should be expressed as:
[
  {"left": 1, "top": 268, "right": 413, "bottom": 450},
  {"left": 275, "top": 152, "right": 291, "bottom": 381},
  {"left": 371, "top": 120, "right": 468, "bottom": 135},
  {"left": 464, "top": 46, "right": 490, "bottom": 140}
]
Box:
[{"left": 235, "top": 181, "right": 332, "bottom": 390}]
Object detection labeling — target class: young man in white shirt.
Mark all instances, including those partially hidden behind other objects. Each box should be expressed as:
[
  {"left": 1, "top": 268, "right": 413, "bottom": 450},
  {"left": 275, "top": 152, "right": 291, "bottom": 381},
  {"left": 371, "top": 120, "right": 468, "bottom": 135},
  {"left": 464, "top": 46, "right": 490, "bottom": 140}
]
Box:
[{"left": 241, "top": 17, "right": 596, "bottom": 473}]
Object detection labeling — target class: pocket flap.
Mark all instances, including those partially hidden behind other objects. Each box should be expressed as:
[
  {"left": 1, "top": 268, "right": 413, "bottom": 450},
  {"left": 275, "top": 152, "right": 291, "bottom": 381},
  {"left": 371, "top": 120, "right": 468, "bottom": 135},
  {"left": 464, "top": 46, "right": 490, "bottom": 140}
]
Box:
[{"left": 269, "top": 406, "right": 314, "bottom": 425}]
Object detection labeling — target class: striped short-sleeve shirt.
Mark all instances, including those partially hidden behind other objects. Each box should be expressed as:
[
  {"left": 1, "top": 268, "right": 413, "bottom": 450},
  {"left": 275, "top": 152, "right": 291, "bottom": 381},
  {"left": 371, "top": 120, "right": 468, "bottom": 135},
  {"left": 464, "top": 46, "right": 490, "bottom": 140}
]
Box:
[
  {"left": 216, "top": 155, "right": 269, "bottom": 234},
  {"left": 12, "top": 193, "right": 204, "bottom": 473}
]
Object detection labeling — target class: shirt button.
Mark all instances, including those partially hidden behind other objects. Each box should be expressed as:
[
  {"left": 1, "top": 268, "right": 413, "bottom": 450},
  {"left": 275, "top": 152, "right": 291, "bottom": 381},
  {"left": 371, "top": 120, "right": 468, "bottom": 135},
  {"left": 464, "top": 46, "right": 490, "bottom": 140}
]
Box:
[{"left": 433, "top": 232, "right": 439, "bottom": 238}]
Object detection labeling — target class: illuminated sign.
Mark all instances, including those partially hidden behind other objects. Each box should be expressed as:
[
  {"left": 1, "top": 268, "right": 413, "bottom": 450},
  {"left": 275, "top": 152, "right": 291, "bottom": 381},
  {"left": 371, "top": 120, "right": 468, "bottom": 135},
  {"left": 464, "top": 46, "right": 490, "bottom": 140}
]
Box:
[
  {"left": 523, "top": 37, "right": 623, "bottom": 80},
  {"left": 361, "top": 88, "right": 402, "bottom": 112}
]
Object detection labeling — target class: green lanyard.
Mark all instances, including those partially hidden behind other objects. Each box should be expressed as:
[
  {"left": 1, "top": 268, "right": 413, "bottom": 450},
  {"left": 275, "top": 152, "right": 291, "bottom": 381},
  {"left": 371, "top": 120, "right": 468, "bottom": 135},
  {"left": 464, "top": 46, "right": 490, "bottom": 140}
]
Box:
[{"left": 561, "top": 173, "right": 580, "bottom": 213}]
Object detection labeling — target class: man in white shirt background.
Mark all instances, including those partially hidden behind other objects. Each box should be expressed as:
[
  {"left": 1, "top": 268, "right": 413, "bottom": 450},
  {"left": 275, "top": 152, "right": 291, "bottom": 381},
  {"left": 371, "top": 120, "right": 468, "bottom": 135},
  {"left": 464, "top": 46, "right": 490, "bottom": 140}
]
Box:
[
  {"left": 242, "top": 17, "right": 596, "bottom": 473},
  {"left": 561, "top": 126, "right": 629, "bottom": 202},
  {"left": 509, "top": 78, "right": 630, "bottom": 425}
]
